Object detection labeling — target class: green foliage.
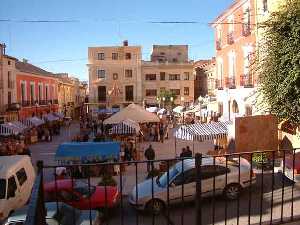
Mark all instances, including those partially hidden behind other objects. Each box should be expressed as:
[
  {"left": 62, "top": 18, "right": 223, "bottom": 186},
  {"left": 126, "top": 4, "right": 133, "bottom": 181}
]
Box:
[
  {"left": 98, "top": 173, "right": 117, "bottom": 186},
  {"left": 258, "top": 0, "right": 300, "bottom": 125},
  {"left": 157, "top": 90, "right": 177, "bottom": 108},
  {"left": 252, "top": 153, "right": 268, "bottom": 165}
]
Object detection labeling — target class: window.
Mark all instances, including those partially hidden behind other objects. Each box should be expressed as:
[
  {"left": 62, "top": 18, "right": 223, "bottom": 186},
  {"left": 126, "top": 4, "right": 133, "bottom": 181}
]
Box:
[
  {"left": 38, "top": 83, "right": 43, "bottom": 101},
  {"left": 146, "top": 89, "right": 157, "bottom": 96},
  {"left": 184, "top": 72, "right": 189, "bottom": 80},
  {"left": 0, "top": 179, "right": 5, "bottom": 199},
  {"left": 21, "top": 82, "right": 26, "bottom": 102},
  {"left": 125, "top": 53, "right": 131, "bottom": 60},
  {"left": 125, "top": 69, "right": 133, "bottom": 78},
  {"left": 160, "top": 72, "right": 166, "bottom": 81},
  {"left": 97, "top": 70, "right": 105, "bottom": 79},
  {"left": 125, "top": 85, "right": 134, "bottom": 101},
  {"left": 97, "top": 53, "right": 105, "bottom": 60},
  {"left": 228, "top": 51, "right": 236, "bottom": 78},
  {"left": 98, "top": 86, "right": 106, "bottom": 102},
  {"left": 263, "top": 0, "right": 268, "bottom": 13},
  {"left": 45, "top": 85, "right": 49, "bottom": 101},
  {"left": 113, "top": 73, "right": 118, "bottom": 80},
  {"left": 8, "top": 91, "right": 11, "bottom": 105},
  {"left": 145, "top": 74, "right": 156, "bottom": 81},
  {"left": 7, "top": 176, "right": 17, "bottom": 198},
  {"left": 16, "top": 168, "right": 27, "bottom": 186},
  {"left": 112, "top": 53, "right": 118, "bottom": 60},
  {"left": 170, "top": 89, "right": 180, "bottom": 95},
  {"left": 160, "top": 52, "right": 165, "bottom": 55},
  {"left": 8, "top": 71, "right": 13, "bottom": 88},
  {"left": 200, "top": 165, "right": 229, "bottom": 180},
  {"left": 30, "top": 83, "right": 34, "bottom": 104},
  {"left": 8, "top": 60, "right": 11, "bottom": 65},
  {"left": 160, "top": 87, "right": 166, "bottom": 92},
  {"left": 172, "top": 58, "right": 178, "bottom": 63},
  {"left": 173, "top": 168, "right": 196, "bottom": 186},
  {"left": 184, "top": 87, "right": 189, "bottom": 95},
  {"left": 245, "top": 105, "right": 252, "bottom": 116},
  {"left": 169, "top": 74, "right": 180, "bottom": 80}
]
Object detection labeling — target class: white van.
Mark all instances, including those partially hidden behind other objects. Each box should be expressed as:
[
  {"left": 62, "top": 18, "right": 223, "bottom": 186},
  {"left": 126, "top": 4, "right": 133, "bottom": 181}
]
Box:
[{"left": 0, "top": 155, "right": 35, "bottom": 220}]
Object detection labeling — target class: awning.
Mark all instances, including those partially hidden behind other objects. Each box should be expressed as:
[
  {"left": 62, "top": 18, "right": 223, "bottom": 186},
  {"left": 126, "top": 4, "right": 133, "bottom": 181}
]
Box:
[
  {"left": 0, "top": 121, "right": 28, "bottom": 136},
  {"left": 174, "top": 121, "right": 232, "bottom": 141},
  {"left": 109, "top": 119, "right": 141, "bottom": 135},
  {"left": 23, "top": 116, "right": 45, "bottom": 127},
  {"left": 55, "top": 142, "right": 120, "bottom": 162},
  {"left": 173, "top": 106, "right": 184, "bottom": 114},
  {"left": 44, "top": 113, "right": 59, "bottom": 122},
  {"left": 146, "top": 107, "right": 159, "bottom": 113},
  {"left": 53, "top": 112, "right": 64, "bottom": 119},
  {"left": 157, "top": 108, "right": 167, "bottom": 115},
  {"left": 95, "top": 108, "right": 120, "bottom": 114}
]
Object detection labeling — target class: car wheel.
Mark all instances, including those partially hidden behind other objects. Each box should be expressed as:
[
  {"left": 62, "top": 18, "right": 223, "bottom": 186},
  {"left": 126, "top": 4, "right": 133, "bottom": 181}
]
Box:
[
  {"left": 224, "top": 183, "right": 241, "bottom": 200},
  {"left": 146, "top": 199, "right": 165, "bottom": 215}
]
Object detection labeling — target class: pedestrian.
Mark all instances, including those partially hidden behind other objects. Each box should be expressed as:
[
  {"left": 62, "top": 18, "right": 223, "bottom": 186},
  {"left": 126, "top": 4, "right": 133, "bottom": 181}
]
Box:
[
  {"left": 144, "top": 144, "right": 155, "bottom": 172},
  {"left": 159, "top": 124, "right": 164, "bottom": 143},
  {"left": 124, "top": 145, "right": 131, "bottom": 161},
  {"left": 180, "top": 147, "right": 186, "bottom": 158},
  {"left": 185, "top": 146, "right": 192, "bottom": 157}
]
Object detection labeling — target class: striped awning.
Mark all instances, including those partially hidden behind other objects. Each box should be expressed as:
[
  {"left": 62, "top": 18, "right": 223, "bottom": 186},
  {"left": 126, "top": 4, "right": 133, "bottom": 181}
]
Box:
[
  {"left": 174, "top": 121, "right": 232, "bottom": 141},
  {"left": 0, "top": 121, "right": 28, "bottom": 136},
  {"left": 22, "top": 116, "right": 45, "bottom": 127},
  {"left": 109, "top": 119, "right": 140, "bottom": 135}
]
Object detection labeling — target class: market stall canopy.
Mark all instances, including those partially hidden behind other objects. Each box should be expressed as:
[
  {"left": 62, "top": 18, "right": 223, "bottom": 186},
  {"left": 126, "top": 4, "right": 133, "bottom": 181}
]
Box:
[
  {"left": 103, "top": 103, "right": 160, "bottom": 124},
  {"left": 146, "top": 107, "right": 159, "bottom": 113},
  {"left": 173, "top": 106, "right": 184, "bottom": 114},
  {"left": 109, "top": 119, "right": 141, "bottom": 135},
  {"left": 23, "top": 116, "right": 45, "bottom": 127},
  {"left": 157, "top": 108, "right": 167, "bottom": 115},
  {"left": 55, "top": 142, "right": 120, "bottom": 162},
  {"left": 184, "top": 105, "right": 201, "bottom": 114},
  {"left": 53, "top": 112, "right": 64, "bottom": 119},
  {"left": 174, "top": 121, "right": 232, "bottom": 141},
  {"left": 0, "top": 121, "right": 27, "bottom": 136},
  {"left": 44, "top": 113, "right": 59, "bottom": 122},
  {"left": 95, "top": 108, "right": 120, "bottom": 114}
]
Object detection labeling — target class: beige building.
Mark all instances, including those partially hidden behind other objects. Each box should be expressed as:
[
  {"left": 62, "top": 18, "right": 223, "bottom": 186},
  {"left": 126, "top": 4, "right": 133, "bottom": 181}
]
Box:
[
  {"left": 142, "top": 45, "right": 194, "bottom": 106},
  {"left": 0, "top": 44, "right": 18, "bottom": 121},
  {"left": 88, "top": 40, "right": 142, "bottom": 109}
]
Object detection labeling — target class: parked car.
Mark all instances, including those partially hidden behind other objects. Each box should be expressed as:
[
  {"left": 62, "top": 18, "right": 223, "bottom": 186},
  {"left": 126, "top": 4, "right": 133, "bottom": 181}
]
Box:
[
  {"left": 3, "top": 202, "right": 98, "bottom": 225},
  {"left": 280, "top": 151, "right": 300, "bottom": 182},
  {"left": 0, "top": 155, "right": 35, "bottom": 221},
  {"left": 129, "top": 157, "right": 256, "bottom": 214},
  {"left": 44, "top": 179, "right": 119, "bottom": 210}
]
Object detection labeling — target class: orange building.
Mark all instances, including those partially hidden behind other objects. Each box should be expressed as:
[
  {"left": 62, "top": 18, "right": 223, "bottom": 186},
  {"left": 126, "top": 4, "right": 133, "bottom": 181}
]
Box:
[
  {"left": 16, "top": 60, "right": 59, "bottom": 119},
  {"left": 212, "top": 0, "right": 257, "bottom": 121}
]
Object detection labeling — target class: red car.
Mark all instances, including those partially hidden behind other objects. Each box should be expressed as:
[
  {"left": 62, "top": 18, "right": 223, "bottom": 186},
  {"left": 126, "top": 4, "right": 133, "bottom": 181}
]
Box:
[{"left": 44, "top": 179, "right": 119, "bottom": 210}]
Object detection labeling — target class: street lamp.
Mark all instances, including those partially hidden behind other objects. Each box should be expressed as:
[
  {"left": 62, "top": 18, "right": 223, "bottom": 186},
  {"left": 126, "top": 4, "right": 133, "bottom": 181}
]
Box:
[
  {"left": 107, "top": 90, "right": 113, "bottom": 108},
  {"left": 156, "top": 97, "right": 161, "bottom": 108},
  {"left": 15, "top": 103, "right": 21, "bottom": 121},
  {"left": 162, "top": 97, "right": 166, "bottom": 108}
]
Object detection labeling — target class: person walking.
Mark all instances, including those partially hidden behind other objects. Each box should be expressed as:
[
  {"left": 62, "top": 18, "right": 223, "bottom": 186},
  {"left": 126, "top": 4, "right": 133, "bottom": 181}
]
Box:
[
  {"left": 180, "top": 147, "right": 186, "bottom": 158},
  {"left": 159, "top": 124, "right": 164, "bottom": 143},
  {"left": 144, "top": 144, "right": 155, "bottom": 172},
  {"left": 185, "top": 146, "right": 192, "bottom": 157}
]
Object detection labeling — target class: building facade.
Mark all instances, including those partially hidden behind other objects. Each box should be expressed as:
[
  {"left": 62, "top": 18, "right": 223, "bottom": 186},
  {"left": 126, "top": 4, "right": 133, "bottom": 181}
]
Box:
[
  {"left": 212, "top": 0, "right": 257, "bottom": 121},
  {"left": 142, "top": 45, "right": 194, "bottom": 107},
  {"left": 15, "top": 60, "right": 59, "bottom": 119},
  {"left": 88, "top": 41, "right": 142, "bottom": 109}
]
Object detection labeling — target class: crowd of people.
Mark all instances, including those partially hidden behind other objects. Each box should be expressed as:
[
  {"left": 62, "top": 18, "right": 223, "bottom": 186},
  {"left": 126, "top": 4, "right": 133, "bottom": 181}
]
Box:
[
  {"left": 140, "top": 122, "right": 170, "bottom": 142},
  {"left": 0, "top": 137, "right": 31, "bottom": 156}
]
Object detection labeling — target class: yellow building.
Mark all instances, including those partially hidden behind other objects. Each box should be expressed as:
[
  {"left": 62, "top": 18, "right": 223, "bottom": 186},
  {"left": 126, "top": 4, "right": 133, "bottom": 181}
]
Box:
[{"left": 88, "top": 40, "right": 142, "bottom": 110}]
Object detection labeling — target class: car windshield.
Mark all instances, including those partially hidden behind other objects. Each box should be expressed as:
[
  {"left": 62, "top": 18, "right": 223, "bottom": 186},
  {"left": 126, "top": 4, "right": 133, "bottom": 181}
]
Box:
[
  {"left": 158, "top": 166, "right": 179, "bottom": 187},
  {"left": 74, "top": 180, "right": 96, "bottom": 198},
  {"left": 0, "top": 179, "right": 6, "bottom": 199}
]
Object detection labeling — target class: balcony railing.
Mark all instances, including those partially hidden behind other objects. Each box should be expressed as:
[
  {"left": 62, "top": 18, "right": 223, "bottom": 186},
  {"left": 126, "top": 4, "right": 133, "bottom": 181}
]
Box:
[
  {"left": 240, "top": 74, "right": 254, "bottom": 87},
  {"left": 216, "top": 40, "right": 221, "bottom": 50},
  {"left": 242, "top": 23, "right": 251, "bottom": 36},
  {"left": 227, "top": 32, "right": 234, "bottom": 45},
  {"left": 24, "top": 149, "right": 300, "bottom": 225},
  {"left": 225, "top": 77, "right": 236, "bottom": 89},
  {"left": 215, "top": 79, "right": 223, "bottom": 90}
]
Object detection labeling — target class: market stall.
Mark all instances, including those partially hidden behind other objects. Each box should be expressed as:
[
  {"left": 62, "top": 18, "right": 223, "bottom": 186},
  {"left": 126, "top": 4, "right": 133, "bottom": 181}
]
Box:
[
  {"left": 55, "top": 141, "right": 120, "bottom": 177},
  {"left": 22, "top": 116, "right": 45, "bottom": 143}
]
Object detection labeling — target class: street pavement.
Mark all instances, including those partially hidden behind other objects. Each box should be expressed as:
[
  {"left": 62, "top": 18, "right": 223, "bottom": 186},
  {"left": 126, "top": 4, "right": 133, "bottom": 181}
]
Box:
[{"left": 29, "top": 122, "right": 300, "bottom": 224}]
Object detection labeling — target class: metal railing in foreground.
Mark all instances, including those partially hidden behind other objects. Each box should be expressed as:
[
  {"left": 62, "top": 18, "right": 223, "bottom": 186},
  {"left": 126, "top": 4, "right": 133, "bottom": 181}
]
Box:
[{"left": 24, "top": 149, "right": 300, "bottom": 225}]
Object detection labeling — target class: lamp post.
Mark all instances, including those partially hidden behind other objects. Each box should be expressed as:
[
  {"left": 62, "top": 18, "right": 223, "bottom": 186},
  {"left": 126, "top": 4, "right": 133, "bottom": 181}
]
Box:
[
  {"left": 162, "top": 97, "right": 166, "bottom": 109},
  {"left": 156, "top": 97, "right": 161, "bottom": 108},
  {"left": 107, "top": 90, "right": 113, "bottom": 109},
  {"left": 15, "top": 103, "right": 21, "bottom": 121}
]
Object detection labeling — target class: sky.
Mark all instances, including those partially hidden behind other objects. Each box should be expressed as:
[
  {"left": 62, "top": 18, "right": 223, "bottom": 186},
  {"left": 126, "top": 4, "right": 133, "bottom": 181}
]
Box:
[{"left": 0, "top": 0, "right": 233, "bottom": 81}]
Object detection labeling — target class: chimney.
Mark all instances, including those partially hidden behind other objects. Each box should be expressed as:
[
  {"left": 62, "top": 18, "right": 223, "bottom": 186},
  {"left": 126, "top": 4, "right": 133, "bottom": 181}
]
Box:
[
  {"left": 0, "top": 43, "right": 6, "bottom": 56},
  {"left": 22, "top": 58, "right": 28, "bottom": 63},
  {"left": 123, "top": 40, "right": 128, "bottom": 46}
]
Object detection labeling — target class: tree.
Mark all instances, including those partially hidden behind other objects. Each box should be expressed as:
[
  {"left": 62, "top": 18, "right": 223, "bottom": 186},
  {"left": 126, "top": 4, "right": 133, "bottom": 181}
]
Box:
[
  {"left": 157, "top": 90, "right": 177, "bottom": 108},
  {"left": 258, "top": 0, "right": 300, "bottom": 125}
]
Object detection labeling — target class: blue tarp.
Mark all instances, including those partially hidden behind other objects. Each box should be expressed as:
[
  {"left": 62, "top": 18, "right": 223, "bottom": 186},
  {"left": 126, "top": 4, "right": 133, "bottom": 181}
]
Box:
[
  {"left": 94, "top": 108, "right": 120, "bottom": 114},
  {"left": 55, "top": 142, "right": 120, "bottom": 163}
]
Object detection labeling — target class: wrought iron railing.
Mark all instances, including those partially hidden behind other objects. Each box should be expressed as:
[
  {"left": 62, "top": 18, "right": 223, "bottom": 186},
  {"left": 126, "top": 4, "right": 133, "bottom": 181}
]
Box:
[
  {"left": 24, "top": 149, "right": 300, "bottom": 225},
  {"left": 240, "top": 74, "right": 254, "bottom": 87}
]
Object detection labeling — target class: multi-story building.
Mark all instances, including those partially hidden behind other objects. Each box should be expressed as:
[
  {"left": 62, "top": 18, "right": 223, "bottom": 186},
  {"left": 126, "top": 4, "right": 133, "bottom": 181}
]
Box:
[
  {"left": 15, "top": 59, "right": 59, "bottom": 119},
  {"left": 0, "top": 44, "right": 18, "bottom": 121},
  {"left": 88, "top": 40, "right": 142, "bottom": 110},
  {"left": 212, "top": 0, "right": 257, "bottom": 121},
  {"left": 142, "top": 45, "right": 194, "bottom": 107}
]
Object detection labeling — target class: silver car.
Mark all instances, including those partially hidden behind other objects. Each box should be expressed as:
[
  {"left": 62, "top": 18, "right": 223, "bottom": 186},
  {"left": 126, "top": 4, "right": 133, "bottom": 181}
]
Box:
[{"left": 129, "top": 156, "right": 256, "bottom": 214}]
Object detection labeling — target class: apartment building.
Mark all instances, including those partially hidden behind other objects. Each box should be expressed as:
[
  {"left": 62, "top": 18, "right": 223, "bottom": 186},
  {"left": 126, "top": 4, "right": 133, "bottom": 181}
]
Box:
[
  {"left": 88, "top": 41, "right": 142, "bottom": 110},
  {"left": 142, "top": 45, "right": 194, "bottom": 106},
  {"left": 0, "top": 44, "right": 18, "bottom": 121},
  {"left": 212, "top": 0, "right": 257, "bottom": 121},
  {"left": 15, "top": 60, "right": 59, "bottom": 119}
]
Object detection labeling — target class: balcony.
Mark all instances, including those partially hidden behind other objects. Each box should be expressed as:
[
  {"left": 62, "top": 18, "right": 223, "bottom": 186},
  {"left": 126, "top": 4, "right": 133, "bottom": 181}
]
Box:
[
  {"left": 240, "top": 74, "right": 254, "bottom": 87},
  {"left": 215, "top": 79, "right": 223, "bottom": 90},
  {"left": 225, "top": 77, "right": 236, "bottom": 89},
  {"left": 216, "top": 40, "right": 221, "bottom": 50},
  {"left": 242, "top": 23, "right": 251, "bottom": 36},
  {"left": 227, "top": 32, "right": 234, "bottom": 45}
]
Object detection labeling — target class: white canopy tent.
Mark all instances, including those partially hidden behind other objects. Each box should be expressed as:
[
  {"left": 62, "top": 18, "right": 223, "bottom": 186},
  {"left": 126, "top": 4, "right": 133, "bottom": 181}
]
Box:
[
  {"left": 0, "top": 121, "right": 28, "bottom": 136},
  {"left": 146, "top": 107, "right": 159, "bottom": 113},
  {"left": 22, "top": 116, "right": 45, "bottom": 128},
  {"left": 109, "top": 119, "right": 141, "bottom": 135},
  {"left": 173, "top": 106, "right": 184, "bottom": 114}
]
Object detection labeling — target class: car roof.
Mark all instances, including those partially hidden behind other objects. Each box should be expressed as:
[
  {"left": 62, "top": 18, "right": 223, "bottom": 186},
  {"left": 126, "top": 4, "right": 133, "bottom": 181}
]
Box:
[
  {"left": 0, "top": 155, "right": 31, "bottom": 178},
  {"left": 174, "top": 156, "right": 215, "bottom": 172}
]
